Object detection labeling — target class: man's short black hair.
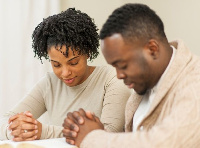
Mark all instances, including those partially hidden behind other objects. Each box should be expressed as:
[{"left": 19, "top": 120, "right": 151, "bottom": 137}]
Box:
[
  {"left": 32, "top": 8, "right": 99, "bottom": 62},
  {"left": 100, "top": 3, "right": 167, "bottom": 42}
]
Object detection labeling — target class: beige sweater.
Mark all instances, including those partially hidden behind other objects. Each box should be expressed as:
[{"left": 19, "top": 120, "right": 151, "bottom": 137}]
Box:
[
  {"left": 81, "top": 40, "right": 200, "bottom": 148},
  {"left": 0, "top": 66, "right": 131, "bottom": 140}
]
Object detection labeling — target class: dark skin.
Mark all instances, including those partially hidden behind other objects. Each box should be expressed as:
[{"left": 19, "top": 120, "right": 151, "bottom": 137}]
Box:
[
  {"left": 62, "top": 33, "right": 173, "bottom": 146},
  {"left": 62, "top": 108, "right": 104, "bottom": 147}
]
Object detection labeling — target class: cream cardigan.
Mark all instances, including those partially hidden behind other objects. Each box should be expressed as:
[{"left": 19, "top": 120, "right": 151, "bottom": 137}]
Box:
[{"left": 81, "top": 40, "right": 200, "bottom": 148}]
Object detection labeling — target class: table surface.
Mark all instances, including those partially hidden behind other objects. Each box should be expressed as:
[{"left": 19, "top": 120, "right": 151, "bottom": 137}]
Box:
[{"left": 0, "top": 138, "right": 77, "bottom": 148}]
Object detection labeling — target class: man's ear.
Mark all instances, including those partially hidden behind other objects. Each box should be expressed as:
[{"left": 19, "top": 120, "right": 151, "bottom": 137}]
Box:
[{"left": 146, "top": 39, "right": 159, "bottom": 60}]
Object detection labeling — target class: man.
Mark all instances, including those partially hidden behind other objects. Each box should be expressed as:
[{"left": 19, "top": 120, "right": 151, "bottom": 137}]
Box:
[{"left": 62, "top": 3, "right": 200, "bottom": 147}]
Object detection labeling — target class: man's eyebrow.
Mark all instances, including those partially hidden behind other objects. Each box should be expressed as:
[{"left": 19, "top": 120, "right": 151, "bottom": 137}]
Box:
[
  {"left": 111, "top": 60, "right": 121, "bottom": 66},
  {"left": 68, "top": 56, "right": 80, "bottom": 62}
]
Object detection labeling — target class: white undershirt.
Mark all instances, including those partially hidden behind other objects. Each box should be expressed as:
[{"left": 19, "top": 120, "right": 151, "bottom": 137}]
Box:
[{"left": 132, "top": 45, "right": 176, "bottom": 132}]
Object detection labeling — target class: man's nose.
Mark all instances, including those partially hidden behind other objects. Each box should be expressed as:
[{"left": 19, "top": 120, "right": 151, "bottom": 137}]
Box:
[{"left": 116, "top": 69, "right": 126, "bottom": 79}]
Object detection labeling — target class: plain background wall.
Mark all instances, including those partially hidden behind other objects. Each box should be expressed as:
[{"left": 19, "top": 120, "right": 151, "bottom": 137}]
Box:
[{"left": 60, "top": 0, "right": 200, "bottom": 66}]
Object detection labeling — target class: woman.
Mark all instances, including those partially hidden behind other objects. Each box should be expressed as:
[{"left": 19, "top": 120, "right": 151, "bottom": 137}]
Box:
[{"left": 0, "top": 8, "right": 131, "bottom": 141}]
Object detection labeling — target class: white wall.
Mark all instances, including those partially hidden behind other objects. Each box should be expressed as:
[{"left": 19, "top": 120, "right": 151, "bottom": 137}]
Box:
[{"left": 0, "top": 0, "right": 59, "bottom": 116}]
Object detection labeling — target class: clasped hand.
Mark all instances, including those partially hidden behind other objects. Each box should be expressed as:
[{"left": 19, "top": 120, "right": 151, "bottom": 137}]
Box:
[
  {"left": 62, "top": 108, "right": 104, "bottom": 147},
  {"left": 8, "top": 111, "right": 42, "bottom": 141}
]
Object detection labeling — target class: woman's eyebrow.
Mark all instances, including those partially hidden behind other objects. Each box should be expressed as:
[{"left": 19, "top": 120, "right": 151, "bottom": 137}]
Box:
[
  {"left": 50, "top": 59, "right": 59, "bottom": 63},
  {"left": 68, "top": 56, "right": 80, "bottom": 62}
]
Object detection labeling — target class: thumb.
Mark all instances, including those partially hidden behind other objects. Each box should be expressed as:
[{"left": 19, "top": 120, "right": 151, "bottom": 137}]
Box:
[
  {"left": 24, "top": 111, "right": 33, "bottom": 117},
  {"left": 85, "top": 111, "right": 96, "bottom": 121}
]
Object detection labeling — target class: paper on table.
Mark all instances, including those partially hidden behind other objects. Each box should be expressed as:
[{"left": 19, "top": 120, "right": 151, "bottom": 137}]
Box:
[{"left": 0, "top": 138, "right": 77, "bottom": 148}]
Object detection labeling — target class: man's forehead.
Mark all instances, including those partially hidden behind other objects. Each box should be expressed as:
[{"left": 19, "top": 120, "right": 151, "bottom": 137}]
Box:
[{"left": 101, "top": 34, "right": 125, "bottom": 64}]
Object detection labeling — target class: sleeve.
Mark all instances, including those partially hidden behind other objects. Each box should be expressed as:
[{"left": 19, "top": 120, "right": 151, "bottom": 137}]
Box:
[
  {"left": 101, "top": 69, "right": 131, "bottom": 132},
  {"left": 0, "top": 75, "right": 47, "bottom": 140},
  {"left": 80, "top": 81, "right": 200, "bottom": 148},
  {"left": 40, "top": 124, "right": 63, "bottom": 139}
]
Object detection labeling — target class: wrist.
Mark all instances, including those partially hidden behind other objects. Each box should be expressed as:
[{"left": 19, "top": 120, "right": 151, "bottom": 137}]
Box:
[{"left": 36, "top": 121, "right": 42, "bottom": 140}]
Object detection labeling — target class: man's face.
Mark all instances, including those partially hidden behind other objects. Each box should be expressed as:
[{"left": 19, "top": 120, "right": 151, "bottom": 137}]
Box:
[
  {"left": 48, "top": 45, "right": 89, "bottom": 87},
  {"left": 101, "top": 34, "right": 154, "bottom": 95}
]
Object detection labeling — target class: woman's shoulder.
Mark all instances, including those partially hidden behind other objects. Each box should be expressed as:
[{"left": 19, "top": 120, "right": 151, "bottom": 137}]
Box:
[
  {"left": 92, "top": 65, "right": 117, "bottom": 82},
  {"left": 95, "top": 65, "right": 116, "bottom": 75},
  {"left": 37, "top": 72, "right": 60, "bottom": 86}
]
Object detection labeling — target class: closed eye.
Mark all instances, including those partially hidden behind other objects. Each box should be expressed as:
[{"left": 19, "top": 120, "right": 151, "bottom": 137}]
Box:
[
  {"left": 70, "top": 61, "right": 78, "bottom": 66},
  {"left": 120, "top": 65, "right": 127, "bottom": 70},
  {"left": 53, "top": 64, "right": 61, "bottom": 67}
]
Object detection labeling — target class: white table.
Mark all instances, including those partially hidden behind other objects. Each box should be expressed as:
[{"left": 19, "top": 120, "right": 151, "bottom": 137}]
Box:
[{"left": 0, "top": 138, "right": 77, "bottom": 148}]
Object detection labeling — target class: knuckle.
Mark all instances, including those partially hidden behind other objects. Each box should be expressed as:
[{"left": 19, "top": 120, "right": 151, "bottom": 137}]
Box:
[
  {"left": 67, "top": 112, "right": 72, "bottom": 117},
  {"left": 21, "top": 124, "right": 26, "bottom": 129},
  {"left": 66, "top": 118, "right": 72, "bottom": 124},
  {"left": 69, "top": 124, "right": 75, "bottom": 130},
  {"left": 73, "top": 111, "right": 79, "bottom": 117}
]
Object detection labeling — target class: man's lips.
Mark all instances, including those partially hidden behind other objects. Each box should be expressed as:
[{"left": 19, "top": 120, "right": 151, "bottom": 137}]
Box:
[{"left": 125, "top": 82, "right": 134, "bottom": 89}]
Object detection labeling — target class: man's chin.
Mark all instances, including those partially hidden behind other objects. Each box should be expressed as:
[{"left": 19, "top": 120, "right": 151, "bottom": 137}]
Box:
[{"left": 135, "top": 89, "right": 147, "bottom": 95}]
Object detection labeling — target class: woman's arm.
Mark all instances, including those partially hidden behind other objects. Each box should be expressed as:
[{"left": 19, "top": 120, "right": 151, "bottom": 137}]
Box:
[
  {"left": 101, "top": 73, "right": 131, "bottom": 132},
  {"left": 0, "top": 76, "right": 47, "bottom": 140}
]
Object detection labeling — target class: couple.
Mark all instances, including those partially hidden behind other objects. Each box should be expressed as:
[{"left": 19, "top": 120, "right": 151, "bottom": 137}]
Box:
[{"left": 2, "top": 3, "right": 200, "bottom": 148}]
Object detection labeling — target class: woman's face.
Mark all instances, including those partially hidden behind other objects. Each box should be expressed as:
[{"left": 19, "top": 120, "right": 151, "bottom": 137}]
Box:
[{"left": 48, "top": 45, "right": 91, "bottom": 87}]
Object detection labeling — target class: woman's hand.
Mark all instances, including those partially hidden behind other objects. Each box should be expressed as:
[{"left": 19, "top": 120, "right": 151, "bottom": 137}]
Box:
[{"left": 8, "top": 111, "right": 42, "bottom": 141}]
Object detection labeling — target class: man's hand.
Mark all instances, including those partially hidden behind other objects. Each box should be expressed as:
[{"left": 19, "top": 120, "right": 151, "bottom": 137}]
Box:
[
  {"left": 8, "top": 111, "right": 42, "bottom": 141},
  {"left": 62, "top": 108, "right": 104, "bottom": 147}
]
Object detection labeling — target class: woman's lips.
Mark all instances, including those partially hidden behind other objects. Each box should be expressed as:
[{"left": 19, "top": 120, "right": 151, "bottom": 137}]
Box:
[{"left": 63, "top": 77, "right": 75, "bottom": 84}]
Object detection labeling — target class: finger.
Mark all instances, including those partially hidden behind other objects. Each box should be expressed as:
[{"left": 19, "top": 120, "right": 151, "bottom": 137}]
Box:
[
  {"left": 23, "top": 136, "right": 37, "bottom": 141},
  {"left": 22, "top": 130, "right": 38, "bottom": 139},
  {"left": 62, "top": 128, "right": 77, "bottom": 138},
  {"left": 13, "top": 135, "right": 37, "bottom": 142},
  {"left": 63, "top": 112, "right": 79, "bottom": 132},
  {"left": 12, "top": 137, "right": 23, "bottom": 142},
  {"left": 23, "top": 111, "right": 33, "bottom": 118},
  {"left": 11, "top": 129, "right": 21, "bottom": 136},
  {"left": 9, "top": 114, "right": 19, "bottom": 123},
  {"left": 21, "top": 123, "right": 38, "bottom": 130},
  {"left": 10, "top": 115, "right": 37, "bottom": 125},
  {"left": 68, "top": 112, "right": 81, "bottom": 125},
  {"left": 63, "top": 118, "right": 79, "bottom": 132},
  {"left": 72, "top": 108, "right": 85, "bottom": 124},
  {"left": 85, "top": 111, "right": 96, "bottom": 121},
  {"left": 65, "top": 138, "right": 75, "bottom": 145},
  {"left": 20, "top": 116, "right": 37, "bottom": 124},
  {"left": 9, "top": 120, "right": 19, "bottom": 130}
]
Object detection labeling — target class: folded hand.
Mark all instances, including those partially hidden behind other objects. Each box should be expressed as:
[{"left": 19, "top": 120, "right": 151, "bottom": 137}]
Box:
[
  {"left": 8, "top": 111, "right": 42, "bottom": 141},
  {"left": 62, "top": 108, "right": 104, "bottom": 147}
]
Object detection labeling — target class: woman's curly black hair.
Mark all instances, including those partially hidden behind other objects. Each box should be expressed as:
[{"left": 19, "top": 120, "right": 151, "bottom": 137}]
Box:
[{"left": 32, "top": 8, "right": 99, "bottom": 62}]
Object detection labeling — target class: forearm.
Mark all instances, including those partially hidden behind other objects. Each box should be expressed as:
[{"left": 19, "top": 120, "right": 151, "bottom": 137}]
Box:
[
  {"left": 80, "top": 130, "right": 135, "bottom": 148},
  {"left": 40, "top": 124, "right": 63, "bottom": 139}
]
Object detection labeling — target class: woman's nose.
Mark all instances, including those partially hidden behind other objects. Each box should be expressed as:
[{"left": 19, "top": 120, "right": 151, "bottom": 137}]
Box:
[{"left": 61, "top": 67, "right": 72, "bottom": 77}]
